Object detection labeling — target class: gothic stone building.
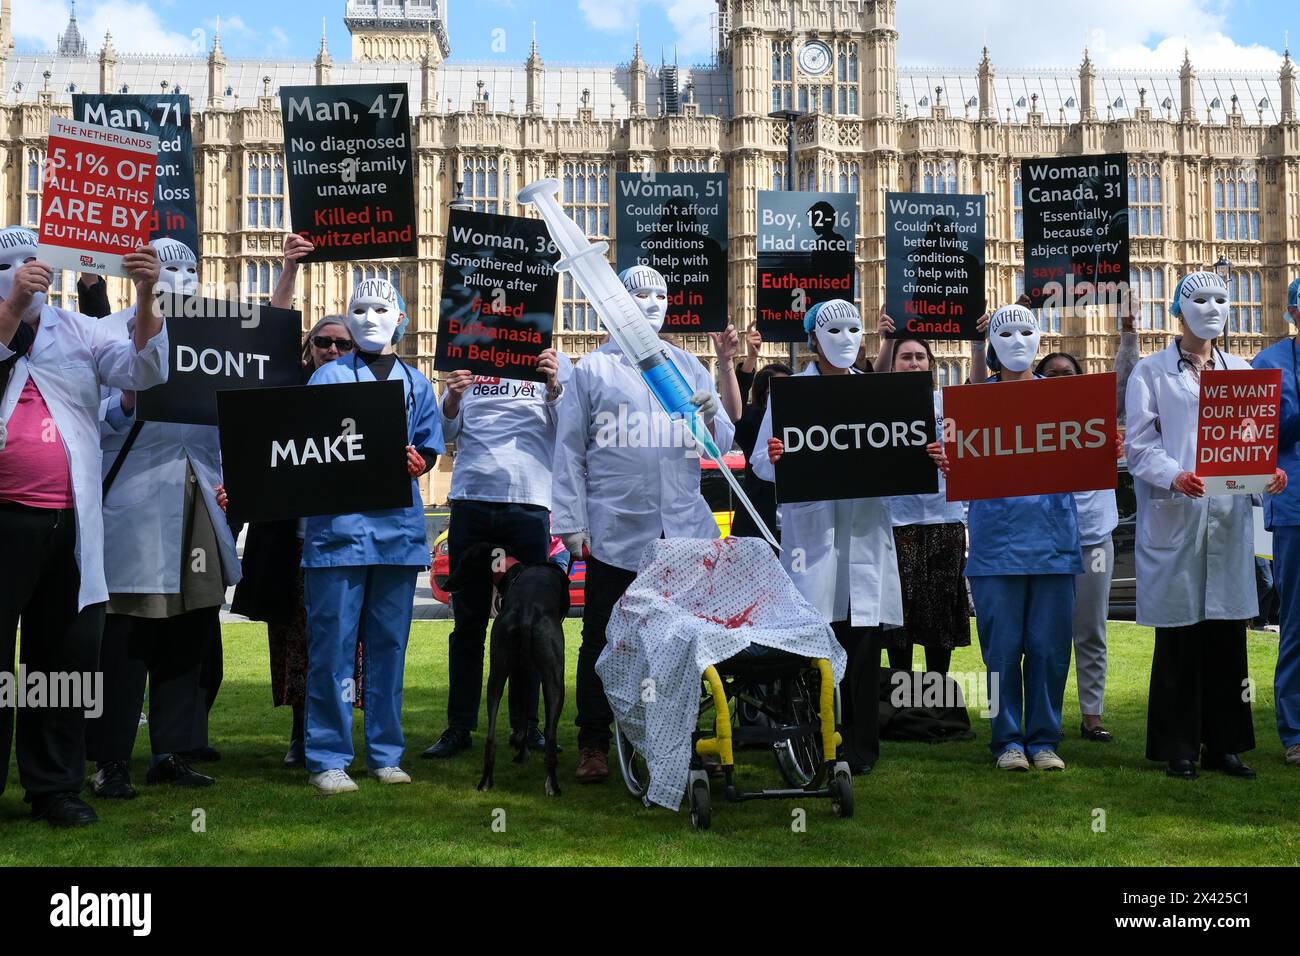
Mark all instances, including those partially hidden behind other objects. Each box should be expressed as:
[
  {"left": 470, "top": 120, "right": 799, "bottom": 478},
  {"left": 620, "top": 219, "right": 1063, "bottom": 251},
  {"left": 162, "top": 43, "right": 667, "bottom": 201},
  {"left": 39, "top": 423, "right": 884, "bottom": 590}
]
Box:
[{"left": 4, "top": 0, "right": 1298, "bottom": 499}]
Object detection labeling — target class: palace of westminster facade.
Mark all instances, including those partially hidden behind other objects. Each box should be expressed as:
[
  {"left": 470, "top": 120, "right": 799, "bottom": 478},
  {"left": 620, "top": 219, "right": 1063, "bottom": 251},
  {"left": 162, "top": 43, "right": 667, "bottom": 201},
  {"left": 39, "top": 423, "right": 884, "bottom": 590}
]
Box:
[{"left": 3, "top": 0, "right": 1299, "bottom": 496}]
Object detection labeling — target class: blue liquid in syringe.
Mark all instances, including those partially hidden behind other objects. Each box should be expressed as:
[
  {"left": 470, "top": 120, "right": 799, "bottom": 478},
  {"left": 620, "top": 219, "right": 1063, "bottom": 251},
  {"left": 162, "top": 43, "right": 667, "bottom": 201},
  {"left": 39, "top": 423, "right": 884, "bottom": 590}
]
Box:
[{"left": 639, "top": 354, "right": 697, "bottom": 418}]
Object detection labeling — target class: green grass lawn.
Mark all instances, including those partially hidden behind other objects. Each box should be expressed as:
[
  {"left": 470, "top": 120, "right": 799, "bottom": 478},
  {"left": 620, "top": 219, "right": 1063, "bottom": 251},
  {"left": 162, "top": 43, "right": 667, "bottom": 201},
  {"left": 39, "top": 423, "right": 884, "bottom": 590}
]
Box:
[{"left": 2, "top": 620, "right": 1298, "bottom": 866}]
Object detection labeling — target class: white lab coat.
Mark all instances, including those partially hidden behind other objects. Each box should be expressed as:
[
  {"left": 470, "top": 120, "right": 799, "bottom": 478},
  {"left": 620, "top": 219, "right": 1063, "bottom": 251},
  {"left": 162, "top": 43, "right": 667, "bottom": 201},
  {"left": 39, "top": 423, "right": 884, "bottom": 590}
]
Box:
[
  {"left": 751, "top": 364, "right": 904, "bottom": 629},
  {"left": 551, "top": 340, "right": 735, "bottom": 572},
  {"left": 1124, "top": 341, "right": 1257, "bottom": 627},
  {"left": 97, "top": 308, "right": 241, "bottom": 595},
  {"left": 0, "top": 304, "right": 169, "bottom": 610}
]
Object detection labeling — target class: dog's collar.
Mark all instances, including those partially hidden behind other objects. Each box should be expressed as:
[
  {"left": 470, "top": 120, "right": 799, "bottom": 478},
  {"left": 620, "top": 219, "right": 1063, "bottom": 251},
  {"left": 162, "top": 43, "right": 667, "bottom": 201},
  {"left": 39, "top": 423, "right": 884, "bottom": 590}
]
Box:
[{"left": 491, "top": 556, "right": 522, "bottom": 586}]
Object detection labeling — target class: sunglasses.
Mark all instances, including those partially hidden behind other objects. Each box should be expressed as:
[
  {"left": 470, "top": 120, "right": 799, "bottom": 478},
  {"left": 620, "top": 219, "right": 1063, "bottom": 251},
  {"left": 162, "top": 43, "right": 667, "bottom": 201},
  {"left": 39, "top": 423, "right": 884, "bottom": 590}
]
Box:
[{"left": 312, "top": 336, "right": 353, "bottom": 351}]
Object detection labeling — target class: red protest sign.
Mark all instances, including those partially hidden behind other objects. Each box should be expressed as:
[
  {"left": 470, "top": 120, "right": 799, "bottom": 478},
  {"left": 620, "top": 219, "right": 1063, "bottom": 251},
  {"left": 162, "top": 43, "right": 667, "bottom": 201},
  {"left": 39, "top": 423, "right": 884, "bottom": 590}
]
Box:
[
  {"left": 1196, "top": 368, "right": 1281, "bottom": 494},
  {"left": 36, "top": 117, "right": 159, "bottom": 277},
  {"left": 942, "top": 372, "right": 1117, "bottom": 501}
]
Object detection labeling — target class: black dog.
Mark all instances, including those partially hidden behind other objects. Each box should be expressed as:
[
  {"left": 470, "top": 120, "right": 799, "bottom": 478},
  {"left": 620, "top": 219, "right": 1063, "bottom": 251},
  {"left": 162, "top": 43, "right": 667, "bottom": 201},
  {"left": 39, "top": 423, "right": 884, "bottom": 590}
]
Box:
[{"left": 443, "top": 542, "right": 569, "bottom": 796}]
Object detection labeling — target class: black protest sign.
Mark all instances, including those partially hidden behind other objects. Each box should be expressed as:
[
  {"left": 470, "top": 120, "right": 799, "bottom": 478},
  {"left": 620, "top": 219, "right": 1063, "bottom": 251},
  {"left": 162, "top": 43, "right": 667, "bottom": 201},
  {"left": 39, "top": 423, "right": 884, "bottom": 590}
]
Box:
[
  {"left": 434, "top": 209, "right": 559, "bottom": 382},
  {"left": 136, "top": 296, "right": 305, "bottom": 426},
  {"left": 770, "top": 372, "right": 937, "bottom": 503},
  {"left": 280, "top": 83, "right": 416, "bottom": 262},
  {"left": 885, "top": 192, "right": 985, "bottom": 341},
  {"left": 71, "top": 93, "right": 198, "bottom": 254},
  {"left": 615, "top": 172, "right": 728, "bottom": 332},
  {"left": 755, "top": 191, "right": 857, "bottom": 343},
  {"left": 216, "top": 380, "right": 412, "bottom": 524},
  {"left": 1022, "top": 153, "right": 1128, "bottom": 311}
]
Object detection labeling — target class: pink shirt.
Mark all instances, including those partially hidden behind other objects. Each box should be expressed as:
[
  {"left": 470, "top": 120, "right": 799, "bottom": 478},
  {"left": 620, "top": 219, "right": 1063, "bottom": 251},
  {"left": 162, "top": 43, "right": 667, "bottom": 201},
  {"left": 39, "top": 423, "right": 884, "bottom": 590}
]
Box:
[{"left": 0, "top": 377, "right": 74, "bottom": 509}]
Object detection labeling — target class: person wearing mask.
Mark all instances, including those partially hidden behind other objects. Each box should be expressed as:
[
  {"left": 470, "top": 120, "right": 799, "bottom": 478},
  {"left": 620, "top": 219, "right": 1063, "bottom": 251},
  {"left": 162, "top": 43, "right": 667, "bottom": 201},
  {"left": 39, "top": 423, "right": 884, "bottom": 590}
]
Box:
[
  {"left": 1253, "top": 277, "right": 1300, "bottom": 766},
  {"left": 954, "top": 304, "right": 1088, "bottom": 772},
  {"left": 1126, "top": 272, "right": 1286, "bottom": 779},
  {"left": 1033, "top": 299, "right": 1139, "bottom": 743},
  {"left": 0, "top": 229, "right": 167, "bottom": 826},
  {"left": 552, "top": 265, "right": 733, "bottom": 784},
  {"left": 751, "top": 299, "right": 913, "bottom": 773},
  {"left": 421, "top": 343, "right": 572, "bottom": 761},
  {"left": 87, "top": 239, "right": 241, "bottom": 799},
  {"left": 873, "top": 312, "right": 989, "bottom": 676},
  {"left": 298, "top": 277, "right": 443, "bottom": 794}
]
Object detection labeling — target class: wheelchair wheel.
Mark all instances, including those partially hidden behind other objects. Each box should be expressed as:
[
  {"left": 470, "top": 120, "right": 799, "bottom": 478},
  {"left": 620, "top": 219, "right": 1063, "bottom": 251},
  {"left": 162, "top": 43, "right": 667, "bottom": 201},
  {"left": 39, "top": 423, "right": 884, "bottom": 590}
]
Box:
[
  {"left": 613, "top": 720, "right": 650, "bottom": 799},
  {"left": 774, "top": 671, "right": 837, "bottom": 788},
  {"left": 829, "top": 770, "right": 854, "bottom": 819},
  {"left": 689, "top": 779, "right": 712, "bottom": 831}
]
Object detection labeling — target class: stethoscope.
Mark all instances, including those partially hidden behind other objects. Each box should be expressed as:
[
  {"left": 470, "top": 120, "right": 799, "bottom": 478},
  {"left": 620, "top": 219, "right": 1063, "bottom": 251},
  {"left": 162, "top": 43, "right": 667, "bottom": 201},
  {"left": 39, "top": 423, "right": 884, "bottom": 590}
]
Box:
[
  {"left": 1172, "top": 337, "right": 1229, "bottom": 375},
  {"left": 350, "top": 351, "right": 416, "bottom": 435}
]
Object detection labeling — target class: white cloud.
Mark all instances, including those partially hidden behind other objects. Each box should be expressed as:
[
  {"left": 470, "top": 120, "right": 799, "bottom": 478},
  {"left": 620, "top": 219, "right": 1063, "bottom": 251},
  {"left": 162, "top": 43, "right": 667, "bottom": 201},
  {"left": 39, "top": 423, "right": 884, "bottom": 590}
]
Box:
[
  {"left": 896, "top": 0, "right": 1283, "bottom": 71},
  {"left": 577, "top": 0, "right": 715, "bottom": 59},
  {"left": 14, "top": 0, "right": 198, "bottom": 55}
]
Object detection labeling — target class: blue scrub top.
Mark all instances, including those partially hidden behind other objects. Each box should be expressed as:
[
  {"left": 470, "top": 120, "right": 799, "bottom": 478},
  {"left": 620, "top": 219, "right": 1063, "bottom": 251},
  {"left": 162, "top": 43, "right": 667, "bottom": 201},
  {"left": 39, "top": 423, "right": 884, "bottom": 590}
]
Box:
[
  {"left": 1252, "top": 337, "right": 1300, "bottom": 530},
  {"left": 301, "top": 353, "right": 445, "bottom": 569},
  {"left": 963, "top": 374, "right": 1083, "bottom": 576}
]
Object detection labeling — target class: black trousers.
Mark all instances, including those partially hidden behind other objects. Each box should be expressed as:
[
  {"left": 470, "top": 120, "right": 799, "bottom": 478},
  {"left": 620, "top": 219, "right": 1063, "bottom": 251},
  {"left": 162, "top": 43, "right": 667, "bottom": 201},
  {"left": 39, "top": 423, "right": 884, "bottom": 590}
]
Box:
[
  {"left": 575, "top": 555, "right": 638, "bottom": 750},
  {"left": 0, "top": 503, "right": 105, "bottom": 797},
  {"left": 85, "top": 607, "right": 220, "bottom": 764},
  {"left": 834, "top": 621, "right": 884, "bottom": 768},
  {"left": 1146, "top": 619, "right": 1256, "bottom": 762},
  {"left": 886, "top": 643, "right": 953, "bottom": 675},
  {"left": 445, "top": 500, "right": 551, "bottom": 732}
]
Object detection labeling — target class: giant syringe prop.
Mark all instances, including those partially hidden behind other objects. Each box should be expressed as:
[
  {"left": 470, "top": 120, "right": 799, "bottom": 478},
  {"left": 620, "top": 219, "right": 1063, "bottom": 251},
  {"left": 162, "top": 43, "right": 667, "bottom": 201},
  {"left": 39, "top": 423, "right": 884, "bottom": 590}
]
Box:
[{"left": 518, "top": 178, "right": 780, "bottom": 550}]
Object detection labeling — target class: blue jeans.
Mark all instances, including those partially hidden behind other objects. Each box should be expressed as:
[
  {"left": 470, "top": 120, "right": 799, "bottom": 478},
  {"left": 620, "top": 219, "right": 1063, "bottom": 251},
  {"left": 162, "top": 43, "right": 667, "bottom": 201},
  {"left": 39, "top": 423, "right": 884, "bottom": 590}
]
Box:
[
  {"left": 969, "top": 574, "right": 1075, "bottom": 757},
  {"left": 303, "top": 565, "right": 417, "bottom": 773},
  {"left": 445, "top": 500, "right": 551, "bottom": 732},
  {"left": 1274, "top": 526, "right": 1300, "bottom": 747}
]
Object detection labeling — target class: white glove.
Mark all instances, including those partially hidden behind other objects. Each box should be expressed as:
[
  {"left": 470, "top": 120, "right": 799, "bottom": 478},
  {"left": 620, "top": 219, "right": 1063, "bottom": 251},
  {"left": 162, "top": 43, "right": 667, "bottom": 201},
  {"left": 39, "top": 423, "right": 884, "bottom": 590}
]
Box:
[
  {"left": 690, "top": 389, "right": 718, "bottom": 424},
  {"left": 561, "top": 531, "right": 591, "bottom": 558}
]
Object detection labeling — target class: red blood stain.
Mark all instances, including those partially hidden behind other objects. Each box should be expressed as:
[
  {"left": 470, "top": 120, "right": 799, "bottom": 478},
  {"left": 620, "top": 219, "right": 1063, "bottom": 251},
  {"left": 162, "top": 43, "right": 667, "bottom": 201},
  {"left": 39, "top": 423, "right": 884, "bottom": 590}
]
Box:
[{"left": 696, "top": 600, "right": 759, "bottom": 629}]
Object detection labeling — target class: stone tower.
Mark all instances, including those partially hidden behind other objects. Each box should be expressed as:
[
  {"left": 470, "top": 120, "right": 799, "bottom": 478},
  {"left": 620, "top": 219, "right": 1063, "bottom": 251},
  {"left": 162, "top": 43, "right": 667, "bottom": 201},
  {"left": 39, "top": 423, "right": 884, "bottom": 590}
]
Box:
[{"left": 345, "top": 0, "right": 450, "bottom": 62}]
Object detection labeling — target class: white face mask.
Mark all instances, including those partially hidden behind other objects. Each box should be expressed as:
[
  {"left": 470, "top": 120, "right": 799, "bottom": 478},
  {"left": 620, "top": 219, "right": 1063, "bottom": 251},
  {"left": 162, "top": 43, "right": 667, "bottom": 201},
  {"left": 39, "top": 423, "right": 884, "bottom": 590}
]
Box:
[
  {"left": 989, "top": 305, "right": 1042, "bottom": 373},
  {"left": 347, "top": 278, "right": 404, "bottom": 353},
  {"left": 1174, "top": 272, "right": 1229, "bottom": 340},
  {"left": 0, "top": 228, "right": 43, "bottom": 324},
  {"left": 811, "top": 299, "right": 862, "bottom": 369},
  {"left": 153, "top": 239, "right": 199, "bottom": 296},
  {"left": 620, "top": 266, "right": 668, "bottom": 333}
]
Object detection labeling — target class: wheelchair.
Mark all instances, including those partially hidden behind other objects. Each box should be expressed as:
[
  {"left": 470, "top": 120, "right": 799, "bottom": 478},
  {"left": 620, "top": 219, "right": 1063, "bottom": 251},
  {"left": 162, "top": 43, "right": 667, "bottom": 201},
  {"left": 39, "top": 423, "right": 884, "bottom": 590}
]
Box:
[{"left": 613, "top": 649, "right": 854, "bottom": 831}]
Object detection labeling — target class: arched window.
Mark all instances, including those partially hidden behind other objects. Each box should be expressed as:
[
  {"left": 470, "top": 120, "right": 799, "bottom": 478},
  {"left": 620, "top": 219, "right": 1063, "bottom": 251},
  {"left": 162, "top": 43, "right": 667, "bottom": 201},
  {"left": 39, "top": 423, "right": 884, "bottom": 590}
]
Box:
[
  {"left": 1012, "top": 167, "right": 1023, "bottom": 239},
  {"left": 461, "top": 155, "right": 500, "bottom": 212},
  {"left": 1213, "top": 166, "right": 1260, "bottom": 241},
  {"left": 244, "top": 260, "right": 284, "bottom": 304},
  {"left": 771, "top": 40, "right": 792, "bottom": 112},
  {"left": 1228, "top": 270, "right": 1262, "bottom": 333},
  {"left": 245, "top": 153, "right": 285, "bottom": 230},
  {"left": 561, "top": 162, "right": 610, "bottom": 332},
  {"left": 921, "top": 159, "right": 959, "bottom": 195},
  {"left": 1128, "top": 160, "right": 1164, "bottom": 236}
]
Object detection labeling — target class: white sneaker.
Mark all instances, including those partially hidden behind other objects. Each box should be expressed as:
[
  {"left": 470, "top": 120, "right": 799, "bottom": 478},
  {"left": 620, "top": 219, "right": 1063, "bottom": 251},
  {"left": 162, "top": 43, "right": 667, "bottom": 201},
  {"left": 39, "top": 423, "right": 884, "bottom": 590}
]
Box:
[
  {"left": 1285, "top": 744, "right": 1300, "bottom": 767},
  {"left": 309, "top": 769, "right": 359, "bottom": 794},
  {"left": 1032, "top": 749, "right": 1066, "bottom": 771},
  {"left": 370, "top": 766, "right": 411, "bottom": 785},
  {"left": 995, "top": 748, "right": 1030, "bottom": 771}
]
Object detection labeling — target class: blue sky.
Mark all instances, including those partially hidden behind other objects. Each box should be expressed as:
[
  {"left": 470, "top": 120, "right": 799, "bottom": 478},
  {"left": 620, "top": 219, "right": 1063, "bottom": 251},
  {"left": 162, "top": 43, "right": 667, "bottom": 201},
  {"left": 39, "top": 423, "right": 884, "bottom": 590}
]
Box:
[{"left": 15, "top": 0, "right": 1297, "bottom": 70}]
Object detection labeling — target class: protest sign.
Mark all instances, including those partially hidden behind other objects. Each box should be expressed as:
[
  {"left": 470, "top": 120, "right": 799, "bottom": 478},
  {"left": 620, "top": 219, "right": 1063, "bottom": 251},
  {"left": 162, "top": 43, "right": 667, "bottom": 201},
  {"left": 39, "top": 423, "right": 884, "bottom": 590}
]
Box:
[
  {"left": 280, "top": 83, "right": 417, "bottom": 262},
  {"left": 136, "top": 296, "right": 305, "bottom": 426},
  {"left": 770, "top": 372, "right": 937, "bottom": 503},
  {"left": 434, "top": 209, "right": 559, "bottom": 382},
  {"left": 1196, "top": 368, "right": 1281, "bottom": 494},
  {"left": 36, "top": 117, "right": 158, "bottom": 276},
  {"left": 615, "top": 172, "right": 727, "bottom": 332},
  {"left": 217, "top": 380, "right": 412, "bottom": 523},
  {"left": 72, "top": 94, "right": 198, "bottom": 254},
  {"left": 942, "top": 373, "right": 1117, "bottom": 501},
  {"left": 756, "top": 191, "right": 857, "bottom": 343},
  {"left": 1022, "top": 153, "right": 1128, "bottom": 311},
  {"left": 885, "top": 192, "right": 985, "bottom": 340}
]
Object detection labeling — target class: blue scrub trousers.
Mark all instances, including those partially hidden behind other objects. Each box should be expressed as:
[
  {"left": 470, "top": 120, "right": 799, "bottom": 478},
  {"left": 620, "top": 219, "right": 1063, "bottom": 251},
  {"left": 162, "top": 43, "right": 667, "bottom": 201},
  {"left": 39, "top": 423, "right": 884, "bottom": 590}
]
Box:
[
  {"left": 1274, "top": 526, "right": 1300, "bottom": 747},
  {"left": 969, "top": 574, "right": 1076, "bottom": 757},
  {"left": 303, "top": 565, "right": 419, "bottom": 773}
]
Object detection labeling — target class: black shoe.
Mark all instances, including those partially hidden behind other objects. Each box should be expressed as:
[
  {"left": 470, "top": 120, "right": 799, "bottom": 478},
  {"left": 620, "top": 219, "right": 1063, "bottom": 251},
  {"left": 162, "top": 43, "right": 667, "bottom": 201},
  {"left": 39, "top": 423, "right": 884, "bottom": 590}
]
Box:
[
  {"left": 421, "top": 728, "right": 472, "bottom": 759},
  {"left": 511, "top": 725, "right": 562, "bottom": 754},
  {"left": 283, "top": 738, "right": 305, "bottom": 769},
  {"left": 1166, "top": 759, "right": 1199, "bottom": 779},
  {"left": 91, "top": 761, "right": 137, "bottom": 800},
  {"left": 1201, "top": 751, "right": 1256, "bottom": 779},
  {"left": 848, "top": 761, "right": 875, "bottom": 775},
  {"left": 146, "top": 755, "right": 215, "bottom": 788},
  {"left": 1080, "top": 722, "right": 1113, "bottom": 743},
  {"left": 30, "top": 792, "right": 98, "bottom": 828},
  {"left": 179, "top": 746, "right": 221, "bottom": 763}
]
